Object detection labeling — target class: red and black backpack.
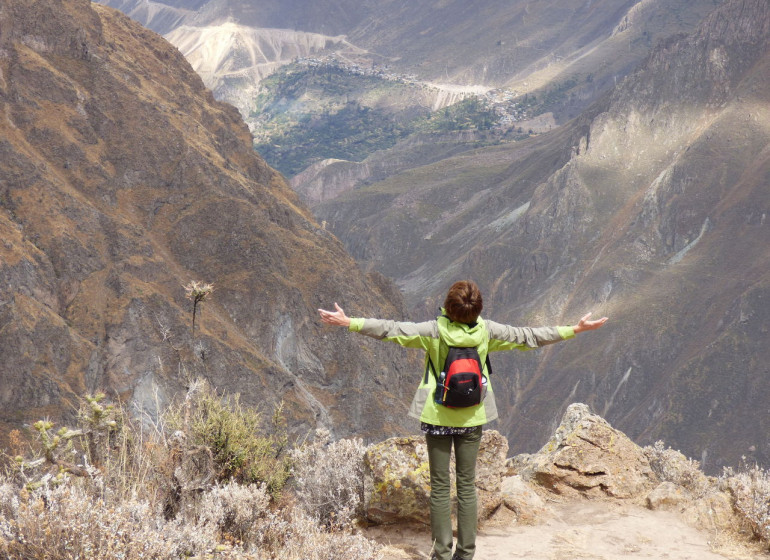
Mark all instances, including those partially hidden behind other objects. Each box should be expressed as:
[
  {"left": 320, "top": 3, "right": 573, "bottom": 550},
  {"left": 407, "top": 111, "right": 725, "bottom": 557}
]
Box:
[{"left": 428, "top": 331, "right": 492, "bottom": 408}]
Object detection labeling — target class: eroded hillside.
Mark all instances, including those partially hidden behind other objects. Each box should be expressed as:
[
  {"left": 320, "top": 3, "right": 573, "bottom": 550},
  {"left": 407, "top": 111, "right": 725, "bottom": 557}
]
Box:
[
  {"left": 0, "top": 0, "right": 415, "bottom": 442},
  {"left": 311, "top": 0, "right": 770, "bottom": 471}
]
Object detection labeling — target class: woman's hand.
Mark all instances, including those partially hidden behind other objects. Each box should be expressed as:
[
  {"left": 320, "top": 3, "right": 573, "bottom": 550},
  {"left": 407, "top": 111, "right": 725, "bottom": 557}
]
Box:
[
  {"left": 573, "top": 312, "right": 608, "bottom": 334},
  {"left": 318, "top": 302, "right": 351, "bottom": 327}
]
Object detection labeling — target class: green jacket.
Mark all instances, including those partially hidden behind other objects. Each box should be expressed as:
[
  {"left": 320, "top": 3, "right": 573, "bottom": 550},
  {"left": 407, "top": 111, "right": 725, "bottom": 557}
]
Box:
[{"left": 349, "top": 312, "right": 575, "bottom": 427}]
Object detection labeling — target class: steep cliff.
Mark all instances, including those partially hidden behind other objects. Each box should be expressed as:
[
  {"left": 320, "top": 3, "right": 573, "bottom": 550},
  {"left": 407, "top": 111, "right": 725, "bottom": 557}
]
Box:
[
  {"left": 0, "top": 0, "right": 415, "bottom": 442},
  {"left": 312, "top": 0, "right": 770, "bottom": 471}
]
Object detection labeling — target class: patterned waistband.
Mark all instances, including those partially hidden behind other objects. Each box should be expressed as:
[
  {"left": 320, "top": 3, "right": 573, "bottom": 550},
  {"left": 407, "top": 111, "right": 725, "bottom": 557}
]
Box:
[{"left": 420, "top": 422, "right": 481, "bottom": 436}]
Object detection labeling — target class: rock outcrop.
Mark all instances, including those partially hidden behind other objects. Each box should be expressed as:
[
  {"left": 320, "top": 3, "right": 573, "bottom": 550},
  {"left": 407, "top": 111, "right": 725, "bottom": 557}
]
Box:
[
  {"left": 513, "top": 403, "right": 657, "bottom": 499},
  {"left": 363, "top": 403, "right": 760, "bottom": 558},
  {"left": 511, "top": 404, "right": 752, "bottom": 540},
  {"left": 500, "top": 475, "right": 548, "bottom": 524},
  {"left": 360, "top": 402, "right": 762, "bottom": 553}
]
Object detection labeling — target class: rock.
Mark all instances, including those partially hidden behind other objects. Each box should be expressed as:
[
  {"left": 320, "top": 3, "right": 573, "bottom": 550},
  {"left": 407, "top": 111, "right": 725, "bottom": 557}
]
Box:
[
  {"left": 363, "top": 436, "right": 431, "bottom": 525},
  {"left": 643, "top": 441, "right": 711, "bottom": 497},
  {"left": 646, "top": 481, "right": 693, "bottom": 511},
  {"left": 475, "top": 430, "right": 510, "bottom": 519},
  {"left": 681, "top": 491, "right": 741, "bottom": 534},
  {"left": 505, "top": 452, "right": 533, "bottom": 476},
  {"left": 501, "top": 475, "right": 548, "bottom": 523},
  {"left": 517, "top": 403, "right": 657, "bottom": 499},
  {"left": 363, "top": 430, "right": 508, "bottom": 525}
]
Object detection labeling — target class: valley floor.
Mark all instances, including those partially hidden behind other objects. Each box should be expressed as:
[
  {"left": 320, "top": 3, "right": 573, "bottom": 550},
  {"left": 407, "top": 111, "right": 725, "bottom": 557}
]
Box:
[{"left": 369, "top": 500, "right": 769, "bottom": 560}]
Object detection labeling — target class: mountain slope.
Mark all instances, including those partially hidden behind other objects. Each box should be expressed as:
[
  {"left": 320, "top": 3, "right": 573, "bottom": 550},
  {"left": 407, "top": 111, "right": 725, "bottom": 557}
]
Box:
[
  {"left": 0, "top": 0, "right": 415, "bottom": 441},
  {"left": 311, "top": 0, "right": 770, "bottom": 471}
]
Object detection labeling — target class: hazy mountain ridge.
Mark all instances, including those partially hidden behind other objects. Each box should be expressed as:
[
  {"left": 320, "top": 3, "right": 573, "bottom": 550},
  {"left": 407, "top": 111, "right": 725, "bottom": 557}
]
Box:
[
  {"left": 164, "top": 23, "right": 367, "bottom": 113},
  {"left": 311, "top": 0, "right": 770, "bottom": 471},
  {"left": 98, "top": 0, "right": 194, "bottom": 33},
  {"left": 97, "top": 0, "right": 728, "bottom": 191},
  {"left": 0, "top": 0, "right": 415, "bottom": 443},
  {"left": 99, "top": 0, "right": 725, "bottom": 127},
  {"left": 582, "top": 0, "right": 770, "bottom": 464}
]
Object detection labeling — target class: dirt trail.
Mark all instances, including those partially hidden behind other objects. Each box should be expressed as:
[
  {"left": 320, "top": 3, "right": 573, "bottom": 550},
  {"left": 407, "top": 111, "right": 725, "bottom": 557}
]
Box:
[{"left": 371, "top": 500, "right": 768, "bottom": 560}]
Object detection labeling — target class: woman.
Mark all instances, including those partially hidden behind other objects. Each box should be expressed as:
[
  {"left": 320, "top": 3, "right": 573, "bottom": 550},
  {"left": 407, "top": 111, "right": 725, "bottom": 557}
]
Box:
[{"left": 318, "top": 280, "right": 607, "bottom": 560}]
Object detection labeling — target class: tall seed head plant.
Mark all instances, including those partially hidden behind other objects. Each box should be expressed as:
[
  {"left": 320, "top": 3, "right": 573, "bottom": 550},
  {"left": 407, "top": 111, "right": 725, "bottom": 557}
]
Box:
[{"left": 184, "top": 280, "right": 213, "bottom": 337}]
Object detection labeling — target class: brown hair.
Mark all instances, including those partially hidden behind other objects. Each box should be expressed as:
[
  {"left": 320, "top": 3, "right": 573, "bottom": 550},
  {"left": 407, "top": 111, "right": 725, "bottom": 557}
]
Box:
[{"left": 443, "top": 280, "right": 483, "bottom": 324}]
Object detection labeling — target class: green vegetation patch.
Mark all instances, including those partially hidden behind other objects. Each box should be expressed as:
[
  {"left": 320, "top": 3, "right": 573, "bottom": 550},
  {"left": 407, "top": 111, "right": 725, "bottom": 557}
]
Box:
[
  {"left": 249, "top": 62, "right": 504, "bottom": 177},
  {"left": 255, "top": 102, "right": 412, "bottom": 176}
]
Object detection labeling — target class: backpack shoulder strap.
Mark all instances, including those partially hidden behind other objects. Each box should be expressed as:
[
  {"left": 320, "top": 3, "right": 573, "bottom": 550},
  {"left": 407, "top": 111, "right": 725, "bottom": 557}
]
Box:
[
  {"left": 425, "top": 316, "right": 449, "bottom": 383},
  {"left": 424, "top": 356, "right": 437, "bottom": 384}
]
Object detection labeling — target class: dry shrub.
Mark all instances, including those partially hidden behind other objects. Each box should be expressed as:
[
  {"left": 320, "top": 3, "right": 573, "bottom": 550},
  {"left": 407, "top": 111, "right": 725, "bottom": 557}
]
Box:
[
  {"left": 0, "top": 479, "right": 19, "bottom": 520},
  {"left": 195, "top": 481, "right": 270, "bottom": 544},
  {"left": 1, "top": 393, "right": 169, "bottom": 506},
  {"left": 255, "top": 506, "right": 382, "bottom": 560},
  {"left": 0, "top": 479, "right": 221, "bottom": 559},
  {"left": 7, "top": 430, "right": 27, "bottom": 458},
  {"left": 196, "top": 481, "right": 383, "bottom": 559},
  {"left": 720, "top": 463, "right": 770, "bottom": 544},
  {"left": 81, "top": 394, "right": 174, "bottom": 505},
  {"left": 643, "top": 440, "right": 711, "bottom": 497},
  {"left": 0, "top": 473, "right": 382, "bottom": 560},
  {"left": 0, "top": 384, "right": 384, "bottom": 560},
  {"left": 644, "top": 442, "right": 770, "bottom": 549},
  {"left": 290, "top": 428, "right": 368, "bottom": 527}
]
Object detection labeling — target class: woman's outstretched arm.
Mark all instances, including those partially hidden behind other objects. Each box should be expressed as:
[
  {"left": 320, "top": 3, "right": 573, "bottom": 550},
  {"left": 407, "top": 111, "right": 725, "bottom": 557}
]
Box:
[{"left": 318, "top": 304, "right": 437, "bottom": 348}]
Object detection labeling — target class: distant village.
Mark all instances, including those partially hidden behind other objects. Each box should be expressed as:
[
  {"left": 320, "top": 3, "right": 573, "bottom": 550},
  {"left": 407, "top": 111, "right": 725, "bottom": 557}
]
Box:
[{"left": 294, "top": 54, "right": 537, "bottom": 129}]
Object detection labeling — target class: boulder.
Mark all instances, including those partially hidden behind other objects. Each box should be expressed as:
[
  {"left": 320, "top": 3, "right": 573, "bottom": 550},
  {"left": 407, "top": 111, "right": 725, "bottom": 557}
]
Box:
[
  {"left": 646, "top": 481, "right": 693, "bottom": 511},
  {"left": 643, "top": 441, "right": 711, "bottom": 497},
  {"left": 516, "top": 403, "right": 657, "bottom": 499},
  {"left": 363, "top": 436, "right": 431, "bottom": 525},
  {"left": 475, "top": 429, "right": 510, "bottom": 519},
  {"left": 681, "top": 491, "right": 741, "bottom": 534},
  {"left": 501, "top": 475, "right": 548, "bottom": 523},
  {"left": 363, "top": 430, "right": 508, "bottom": 525}
]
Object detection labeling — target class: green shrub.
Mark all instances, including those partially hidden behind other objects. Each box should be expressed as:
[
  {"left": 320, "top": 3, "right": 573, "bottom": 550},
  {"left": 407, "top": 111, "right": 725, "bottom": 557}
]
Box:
[{"left": 165, "top": 381, "right": 291, "bottom": 498}]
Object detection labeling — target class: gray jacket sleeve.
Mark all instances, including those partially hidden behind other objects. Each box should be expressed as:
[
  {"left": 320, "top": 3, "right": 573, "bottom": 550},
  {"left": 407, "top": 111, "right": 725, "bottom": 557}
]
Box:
[
  {"left": 485, "top": 320, "right": 573, "bottom": 351},
  {"left": 349, "top": 318, "right": 439, "bottom": 349}
]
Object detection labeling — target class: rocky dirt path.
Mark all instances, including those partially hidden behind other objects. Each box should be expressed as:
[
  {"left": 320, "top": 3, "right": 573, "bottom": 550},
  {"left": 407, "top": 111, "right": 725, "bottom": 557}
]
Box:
[{"left": 372, "top": 500, "right": 768, "bottom": 560}]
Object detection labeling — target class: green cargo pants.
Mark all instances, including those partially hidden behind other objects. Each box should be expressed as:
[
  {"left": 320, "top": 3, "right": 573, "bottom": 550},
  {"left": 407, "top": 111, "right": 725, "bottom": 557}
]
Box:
[{"left": 426, "top": 426, "right": 483, "bottom": 560}]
